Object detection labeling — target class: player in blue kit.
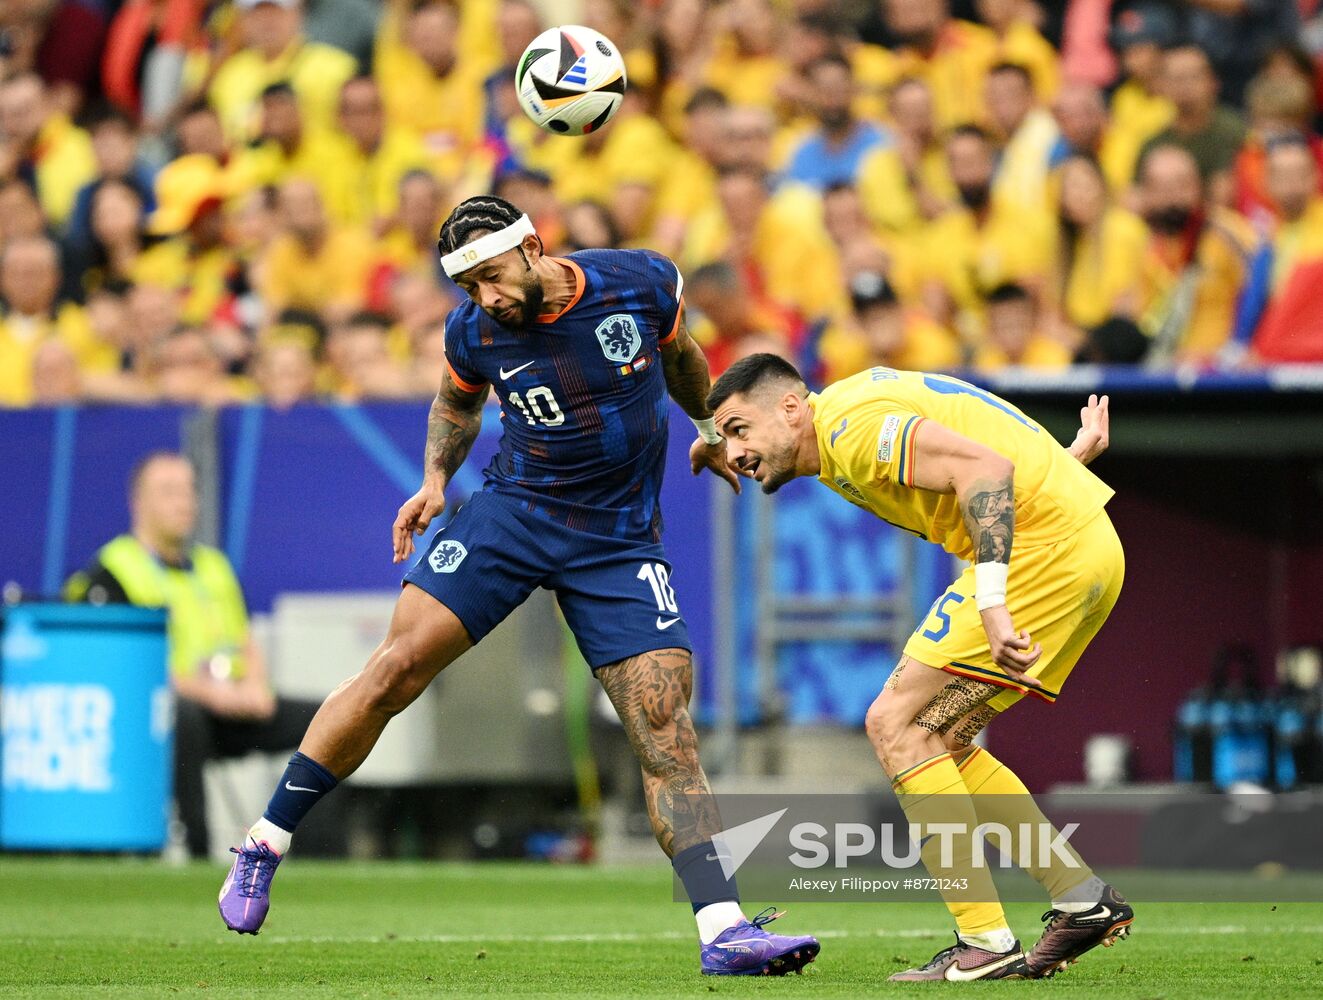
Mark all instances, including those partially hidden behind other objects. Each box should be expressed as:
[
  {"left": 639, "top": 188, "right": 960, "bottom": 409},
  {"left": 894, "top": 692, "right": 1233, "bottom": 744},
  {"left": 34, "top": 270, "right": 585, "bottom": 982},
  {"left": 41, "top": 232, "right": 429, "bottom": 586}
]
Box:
[{"left": 218, "top": 196, "right": 820, "bottom": 976}]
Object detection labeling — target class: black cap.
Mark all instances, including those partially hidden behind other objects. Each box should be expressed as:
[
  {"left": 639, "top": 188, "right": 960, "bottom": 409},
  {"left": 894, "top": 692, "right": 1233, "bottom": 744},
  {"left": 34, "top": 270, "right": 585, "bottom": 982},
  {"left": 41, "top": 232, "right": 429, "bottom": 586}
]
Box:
[{"left": 850, "top": 271, "right": 899, "bottom": 312}]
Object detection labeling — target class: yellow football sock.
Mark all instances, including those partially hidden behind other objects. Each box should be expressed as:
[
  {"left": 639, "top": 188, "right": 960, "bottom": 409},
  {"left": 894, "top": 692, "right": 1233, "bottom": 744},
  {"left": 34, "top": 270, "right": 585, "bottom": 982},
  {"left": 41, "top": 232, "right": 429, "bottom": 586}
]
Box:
[
  {"left": 956, "top": 746, "right": 1094, "bottom": 900},
  {"left": 892, "top": 752, "right": 1009, "bottom": 941}
]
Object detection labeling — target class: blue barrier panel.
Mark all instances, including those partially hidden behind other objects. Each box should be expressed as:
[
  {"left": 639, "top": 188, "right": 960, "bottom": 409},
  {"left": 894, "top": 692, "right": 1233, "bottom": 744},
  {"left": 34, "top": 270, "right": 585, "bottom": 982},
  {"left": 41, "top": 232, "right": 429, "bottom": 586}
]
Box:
[{"left": 0, "top": 604, "right": 171, "bottom": 851}]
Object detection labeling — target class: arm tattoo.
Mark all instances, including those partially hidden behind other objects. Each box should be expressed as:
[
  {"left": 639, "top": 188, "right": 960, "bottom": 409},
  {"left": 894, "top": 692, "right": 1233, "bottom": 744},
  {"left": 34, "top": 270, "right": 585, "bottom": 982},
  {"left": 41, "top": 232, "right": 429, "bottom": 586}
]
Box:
[
  {"left": 423, "top": 369, "right": 488, "bottom": 482},
  {"left": 598, "top": 648, "right": 721, "bottom": 856},
  {"left": 660, "top": 314, "right": 716, "bottom": 421},
  {"left": 962, "top": 473, "right": 1015, "bottom": 564}
]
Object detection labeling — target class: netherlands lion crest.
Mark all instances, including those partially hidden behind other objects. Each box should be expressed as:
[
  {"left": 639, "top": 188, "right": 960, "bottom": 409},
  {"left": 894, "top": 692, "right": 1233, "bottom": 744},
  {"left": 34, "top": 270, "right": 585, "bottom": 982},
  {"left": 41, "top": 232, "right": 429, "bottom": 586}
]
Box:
[
  {"left": 595, "top": 314, "right": 641, "bottom": 364},
  {"left": 429, "top": 539, "right": 468, "bottom": 573}
]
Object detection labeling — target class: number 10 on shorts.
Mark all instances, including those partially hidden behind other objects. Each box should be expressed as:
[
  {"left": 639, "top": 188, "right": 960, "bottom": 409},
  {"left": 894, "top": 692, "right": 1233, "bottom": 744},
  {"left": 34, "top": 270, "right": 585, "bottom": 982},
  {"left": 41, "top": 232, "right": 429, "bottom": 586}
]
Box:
[{"left": 638, "top": 563, "right": 678, "bottom": 613}]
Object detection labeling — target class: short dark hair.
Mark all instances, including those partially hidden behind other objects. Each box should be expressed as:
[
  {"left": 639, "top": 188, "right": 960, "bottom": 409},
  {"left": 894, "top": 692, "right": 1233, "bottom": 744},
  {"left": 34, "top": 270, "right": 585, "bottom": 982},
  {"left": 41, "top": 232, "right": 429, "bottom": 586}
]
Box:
[
  {"left": 684, "top": 86, "right": 729, "bottom": 116},
  {"left": 437, "top": 194, "right": 525, "bottom": 257},
  {"left": 689, "top": 260, "right": 740, "bottom": 290},
  {"left": 949, "top": 123, "right": 992, "bottom": 145},
  {"left": 983, "top": 282, "right": 1032, "bottom": 305},
  {"left": 988, "top": 61, "right": 1033, "bottom": 88},
  {"left": 706, "top": 353, "right": 806, "bottom": 413},
  {"left": 260, "top": 81, "right": 297, "bottom": 102}
]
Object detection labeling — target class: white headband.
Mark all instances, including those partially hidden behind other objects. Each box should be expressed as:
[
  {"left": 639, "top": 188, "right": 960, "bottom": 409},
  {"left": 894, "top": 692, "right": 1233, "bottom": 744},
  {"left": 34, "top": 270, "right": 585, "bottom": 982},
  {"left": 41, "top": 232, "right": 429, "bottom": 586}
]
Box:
[{"left": 441, "top": 214, "right": 537, "bottom": 277}]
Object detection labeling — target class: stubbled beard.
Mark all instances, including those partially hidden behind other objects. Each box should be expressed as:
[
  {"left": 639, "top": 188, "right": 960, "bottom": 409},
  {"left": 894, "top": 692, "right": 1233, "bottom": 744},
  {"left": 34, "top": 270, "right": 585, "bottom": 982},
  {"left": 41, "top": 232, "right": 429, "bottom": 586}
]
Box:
[
  {"left": 490, "top": 273, "right": 545, "bottom": 327},
  {"left": 758, "top": 440, "right": 799, "bottom": 494}
]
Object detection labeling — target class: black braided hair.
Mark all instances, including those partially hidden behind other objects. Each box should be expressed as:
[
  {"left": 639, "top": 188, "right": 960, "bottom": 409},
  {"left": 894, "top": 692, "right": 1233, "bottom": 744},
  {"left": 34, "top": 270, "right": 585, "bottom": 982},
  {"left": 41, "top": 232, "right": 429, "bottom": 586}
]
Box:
[{"left": 437, "top": 195, "right": 526, "bottom": 258}]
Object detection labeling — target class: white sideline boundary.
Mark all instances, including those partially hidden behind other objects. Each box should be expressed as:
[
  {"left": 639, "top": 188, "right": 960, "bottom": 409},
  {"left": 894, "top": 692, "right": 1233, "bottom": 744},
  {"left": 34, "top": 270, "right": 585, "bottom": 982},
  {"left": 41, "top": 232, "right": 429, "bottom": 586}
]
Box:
[{"left": 258, "top": 925, "right": 1323, "bottom": 945}]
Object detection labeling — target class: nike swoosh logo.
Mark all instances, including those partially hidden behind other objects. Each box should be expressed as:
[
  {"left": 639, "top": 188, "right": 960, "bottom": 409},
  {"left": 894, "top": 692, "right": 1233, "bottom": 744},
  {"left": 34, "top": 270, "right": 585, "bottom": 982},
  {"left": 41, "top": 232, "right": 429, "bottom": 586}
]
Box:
[
  {"left": 830, "top": 417, "right": 848, "bottom": 446},
  {"left": 499, "top": 361, "right": 535, "bottom": 379},
  {"left": 943, "top": 951, "right": 1023, "bottom": 981},
  {"left": 285, "top": 781, "right": 318, "bottom": 793},
  {"left": 656, "top": 617, "right": 680, "bottom": 630},
  {"left": 714, "top": 939, "right": 767, "bottom": 950},
  {"left": 1075, "top": 905, "right": 1113, "bottom": 923}
]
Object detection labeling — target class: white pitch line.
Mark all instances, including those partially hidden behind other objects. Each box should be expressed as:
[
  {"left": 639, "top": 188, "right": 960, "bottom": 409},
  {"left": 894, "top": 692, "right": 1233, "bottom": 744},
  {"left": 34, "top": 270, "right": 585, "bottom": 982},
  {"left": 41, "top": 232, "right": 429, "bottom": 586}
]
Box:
[{"left": 259, "top": 925, "right": 1323, "bottom": 946}]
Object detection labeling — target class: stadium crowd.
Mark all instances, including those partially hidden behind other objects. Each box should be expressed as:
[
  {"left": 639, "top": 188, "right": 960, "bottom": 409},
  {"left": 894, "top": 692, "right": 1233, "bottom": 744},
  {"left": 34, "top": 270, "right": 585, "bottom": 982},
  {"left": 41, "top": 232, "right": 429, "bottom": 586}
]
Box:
[{"left": 1, "top": 0, "right": 1321, "bottom": 409}]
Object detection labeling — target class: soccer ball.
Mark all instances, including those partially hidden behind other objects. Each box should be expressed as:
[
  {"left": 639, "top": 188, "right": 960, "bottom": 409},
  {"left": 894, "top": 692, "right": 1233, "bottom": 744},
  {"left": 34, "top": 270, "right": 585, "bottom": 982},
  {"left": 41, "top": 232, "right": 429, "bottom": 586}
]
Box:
[{"left": 515, "top": 25, "right": 627, "bottom": 136}]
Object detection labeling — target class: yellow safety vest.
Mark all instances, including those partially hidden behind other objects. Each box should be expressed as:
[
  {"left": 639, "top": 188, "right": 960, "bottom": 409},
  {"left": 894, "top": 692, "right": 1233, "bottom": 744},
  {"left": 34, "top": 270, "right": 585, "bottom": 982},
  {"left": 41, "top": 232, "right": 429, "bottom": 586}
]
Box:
[{"left": 64, "top": 535, "right": 250, "bottom": 679}]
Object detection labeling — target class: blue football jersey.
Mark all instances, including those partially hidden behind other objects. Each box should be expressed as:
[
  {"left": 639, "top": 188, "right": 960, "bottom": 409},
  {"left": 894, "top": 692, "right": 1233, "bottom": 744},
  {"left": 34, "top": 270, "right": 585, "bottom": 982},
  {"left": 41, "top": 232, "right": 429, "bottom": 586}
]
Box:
[{"left": 443, "top": 248, "right": 684, "bottom": 541}]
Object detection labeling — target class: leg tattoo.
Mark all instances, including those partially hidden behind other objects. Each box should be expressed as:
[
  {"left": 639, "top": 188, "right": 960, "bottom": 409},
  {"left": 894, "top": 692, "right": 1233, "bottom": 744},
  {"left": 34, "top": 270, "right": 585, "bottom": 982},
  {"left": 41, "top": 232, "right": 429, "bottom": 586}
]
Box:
[{"left": 598, "top": 649, "right": 719, "bottom": 856}]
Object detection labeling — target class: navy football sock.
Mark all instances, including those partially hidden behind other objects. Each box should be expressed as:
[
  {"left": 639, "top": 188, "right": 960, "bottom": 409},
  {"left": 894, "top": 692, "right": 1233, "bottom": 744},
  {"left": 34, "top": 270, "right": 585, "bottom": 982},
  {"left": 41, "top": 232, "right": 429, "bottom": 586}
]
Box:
[
  {"left": 262, "top": 751, "right": 338, "bottom": 832},
  {"left": 672, "top": 840, "right": 741, "bottom": 914}
]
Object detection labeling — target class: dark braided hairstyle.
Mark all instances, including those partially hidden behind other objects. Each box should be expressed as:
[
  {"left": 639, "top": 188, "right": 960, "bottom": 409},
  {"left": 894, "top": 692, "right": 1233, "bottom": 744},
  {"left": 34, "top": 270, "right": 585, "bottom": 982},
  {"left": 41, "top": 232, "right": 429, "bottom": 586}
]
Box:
[{"left": 437, "top": 195, "right": 527, "bottom": 258}]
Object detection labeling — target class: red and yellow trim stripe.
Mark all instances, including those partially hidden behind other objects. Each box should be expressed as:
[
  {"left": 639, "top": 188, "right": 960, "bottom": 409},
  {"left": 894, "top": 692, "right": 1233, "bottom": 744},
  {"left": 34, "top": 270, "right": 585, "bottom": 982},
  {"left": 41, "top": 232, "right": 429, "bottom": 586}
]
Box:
[
  {"left": 955, "top": 745, "right": 984, "bottom": 772},
  {"left": 896, "top": 416, "right": 925, "bottom": 487},
  {"left": 942, "top": 660, "right": 1060, "bottom": 704},
  {"left": 890, "top": 751, "right": 953, "bottom": 789}
]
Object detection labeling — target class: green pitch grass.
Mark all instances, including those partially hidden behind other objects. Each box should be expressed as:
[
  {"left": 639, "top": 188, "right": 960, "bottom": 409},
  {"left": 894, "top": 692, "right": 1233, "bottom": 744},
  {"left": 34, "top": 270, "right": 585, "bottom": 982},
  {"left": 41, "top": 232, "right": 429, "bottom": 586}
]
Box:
[{"left": 3, "top": 859, "right": 1321, "bottom": 998}]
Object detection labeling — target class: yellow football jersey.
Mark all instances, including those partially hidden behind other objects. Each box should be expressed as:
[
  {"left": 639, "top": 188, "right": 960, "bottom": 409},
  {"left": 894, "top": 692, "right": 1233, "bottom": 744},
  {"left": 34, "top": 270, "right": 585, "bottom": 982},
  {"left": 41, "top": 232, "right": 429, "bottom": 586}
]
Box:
[{"left": 810, "top": 367, "right": 1113, "bottom": 561}]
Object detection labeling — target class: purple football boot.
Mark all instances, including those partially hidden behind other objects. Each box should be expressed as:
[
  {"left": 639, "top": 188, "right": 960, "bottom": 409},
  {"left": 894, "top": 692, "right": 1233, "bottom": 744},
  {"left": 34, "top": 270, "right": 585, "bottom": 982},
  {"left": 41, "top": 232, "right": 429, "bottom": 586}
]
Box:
[
  {"left": 700, "top": 907, "right": 821, "bottom": 976},
  {"left": 218, "top": 839, "right": 283, "bottom": 934}
]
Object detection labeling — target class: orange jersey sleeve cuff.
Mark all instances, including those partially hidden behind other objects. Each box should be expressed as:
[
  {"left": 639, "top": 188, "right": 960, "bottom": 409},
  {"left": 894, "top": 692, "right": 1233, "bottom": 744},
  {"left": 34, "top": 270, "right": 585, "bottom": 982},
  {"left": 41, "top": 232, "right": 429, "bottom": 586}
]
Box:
[
  {"left": 659, "top": 294, "right": 685, "bottom": 346},
  {"left": 445, "top": 357, "right": 487, "bottom": 394}
]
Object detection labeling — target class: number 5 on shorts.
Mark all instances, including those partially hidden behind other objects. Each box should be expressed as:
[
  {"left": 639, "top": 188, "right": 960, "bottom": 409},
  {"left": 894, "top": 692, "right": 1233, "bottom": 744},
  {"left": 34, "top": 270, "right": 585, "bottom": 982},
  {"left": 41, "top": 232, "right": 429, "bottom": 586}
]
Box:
[{"left": 637, "top": 563, "right": 678, "bottom": 613}]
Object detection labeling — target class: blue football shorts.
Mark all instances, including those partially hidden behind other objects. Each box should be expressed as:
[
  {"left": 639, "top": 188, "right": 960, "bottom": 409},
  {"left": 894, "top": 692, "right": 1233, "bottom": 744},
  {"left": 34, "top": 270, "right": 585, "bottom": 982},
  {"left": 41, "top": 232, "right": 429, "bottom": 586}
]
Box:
[{"left": 402, "top": 490, "right": 692, "bottom": 670}]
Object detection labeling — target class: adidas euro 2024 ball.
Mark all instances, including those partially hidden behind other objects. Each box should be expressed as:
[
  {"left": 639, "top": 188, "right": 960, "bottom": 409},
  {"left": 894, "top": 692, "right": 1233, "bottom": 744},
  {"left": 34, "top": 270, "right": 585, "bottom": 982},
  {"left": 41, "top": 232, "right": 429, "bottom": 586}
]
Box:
[{"left": 515, "top": 25, "right": 626, "bottom": 136}]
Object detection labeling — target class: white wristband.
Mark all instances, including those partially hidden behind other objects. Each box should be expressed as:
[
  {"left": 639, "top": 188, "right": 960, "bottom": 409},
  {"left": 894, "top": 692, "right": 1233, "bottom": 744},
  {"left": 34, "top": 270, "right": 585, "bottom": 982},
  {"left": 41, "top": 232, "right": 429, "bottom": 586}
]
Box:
[
  {"left": 692, "top": 416, "right": 722, "bottom": 446},
  {"left": 974, "top": 562, "right": 1009, "bottom": 611}
]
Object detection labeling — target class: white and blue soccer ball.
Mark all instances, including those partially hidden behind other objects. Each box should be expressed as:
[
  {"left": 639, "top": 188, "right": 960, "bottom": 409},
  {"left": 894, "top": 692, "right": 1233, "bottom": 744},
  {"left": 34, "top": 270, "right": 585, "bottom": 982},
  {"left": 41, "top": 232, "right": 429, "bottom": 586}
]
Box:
[{"left": 515, "top": 25, "right": 627, "bottom": 136}]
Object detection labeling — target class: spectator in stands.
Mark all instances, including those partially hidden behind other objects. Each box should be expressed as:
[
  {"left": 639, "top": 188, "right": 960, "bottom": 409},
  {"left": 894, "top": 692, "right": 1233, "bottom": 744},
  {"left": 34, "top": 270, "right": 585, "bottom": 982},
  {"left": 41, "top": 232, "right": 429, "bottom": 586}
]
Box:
[
  {"left": 374, "top": 0, "right": 485, "bottom": 186},
  {"left": 258, "top": 177, "right": 374, "bottom": 322},
  {"left": 64, "top": 452, "right": 322, "bottom": 858},
  {"left": 1139, "top": 44, "right": 1248, "bottom": 203},
  {"left": 704, "top": 0, "right": 787, "bottom": 112},
  {"left": 135, "top": 154, "right": 237, "bottom": 327},
  {"left": 323, "top": 311, "right": 410, "bottom": 400},
  {"left": 0, "top": 72, "right": 95, "bottom": 229},
  {"left": 884, "top": 0, "right": 999, "bottom": 129},
  {"left": 562, "top": 199, "right": 621, "bottom": 253},
  {"left": 652, "top": 88, "right": 731, "bottom": 255},
  {"left": 208, "top": 0, "right": 357, "bottom": 142},
  {"left": 1248, "top": 135, "right": 1323, "bottom": 363},
  {"left": 1183, "top": 0, "right": 1301, "bottom": 107},
  {"left": 1136, "top": 143, "right": 1255, "bottom": 364},
  {"left": 152, "top": 326, "right": 248, "bottom": 404},
  {"left": 1106, "top": 2, "right": 1177, "bottom": 184},
  {"left": 819, "top": 270, "right": 959, "bottom": 381},
  {"left": 229, "top": 82, "right": 341, "bottom": 202},
  {"left": 2, "top": 0, "right": 107, "bottom": 116},
  {"left": 0, "top": 178, "right": 48, "bottom": 247},
  {"left": 326, "top": 76, "right": 430, "bottom": 230},
  {"left": 685, "top": 164, "right": 846, "bottom": 329},
  {"left": 859, "top": 77, "right": 955, "bottom": 238},
  {"left": 0, "top": 235, "right": 111, "bottom": 406},
  {"left": 253, "top": 336, "right": 318, "bottom": 409},
  {"left": 1050, "top": 152, "right": 1148, "bottom": 346},
  {"left": 376, "top": 169, "right": 447, "bottom": 289},
  {"left": 1049, "top": 82, "right": 1133, "bottom": 196},
  {"left": 101, "top": 0, "right": 206, "bottom": 150},
  {"left": 782, "top": 54, "right": 889, "bottom": 190},
  {"left": 67, "top": 109, "right": 157, "bottom": 258},
  {"left": 974, "top": 281, "right": 1071, "bottom": 370},
  {"left": 1233, "top": 72, "right": 1322, "bottom": 229},
  {"left": 176, "top": 101, "right": 228, "bottom": 163},
  {"left": 30, "top": 336, "right": 82, "bottom": 405},
  {"left": 686, "top": 259, "right": 796, "bottom": 378},
  {"left": 976, "top": 0, "right": 1059, "bottom": 101},
  {"left": 918, "top": 124, "right": 1053, "bottom": 341},
  {"left": 985, "top": 61, "right": 1059, "bottom": 211},
  {"left": 78, "top": 180, "right": 150, "bottom": 295}
]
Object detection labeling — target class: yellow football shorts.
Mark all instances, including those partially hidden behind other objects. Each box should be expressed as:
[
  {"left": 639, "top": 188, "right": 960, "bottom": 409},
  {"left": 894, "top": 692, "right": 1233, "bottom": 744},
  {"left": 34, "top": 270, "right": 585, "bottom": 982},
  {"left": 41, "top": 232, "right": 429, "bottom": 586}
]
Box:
[{"left": 902, "top": 509, "right": 1124, "bottom": 713}]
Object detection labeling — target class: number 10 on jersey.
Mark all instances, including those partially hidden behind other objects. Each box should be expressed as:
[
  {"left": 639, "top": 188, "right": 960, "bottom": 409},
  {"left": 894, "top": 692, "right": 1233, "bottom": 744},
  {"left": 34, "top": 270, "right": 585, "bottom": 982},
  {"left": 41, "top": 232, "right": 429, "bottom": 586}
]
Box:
[{"left": 509, "top": 386, "right": 565, "bottom": 427}]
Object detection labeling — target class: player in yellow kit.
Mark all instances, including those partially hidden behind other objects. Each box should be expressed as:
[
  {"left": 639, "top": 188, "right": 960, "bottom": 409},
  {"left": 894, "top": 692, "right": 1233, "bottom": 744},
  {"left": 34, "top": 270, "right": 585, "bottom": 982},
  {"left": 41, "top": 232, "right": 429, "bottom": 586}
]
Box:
[{"left": 703, "top": 354, "right": 1130, "bottom": 982}]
